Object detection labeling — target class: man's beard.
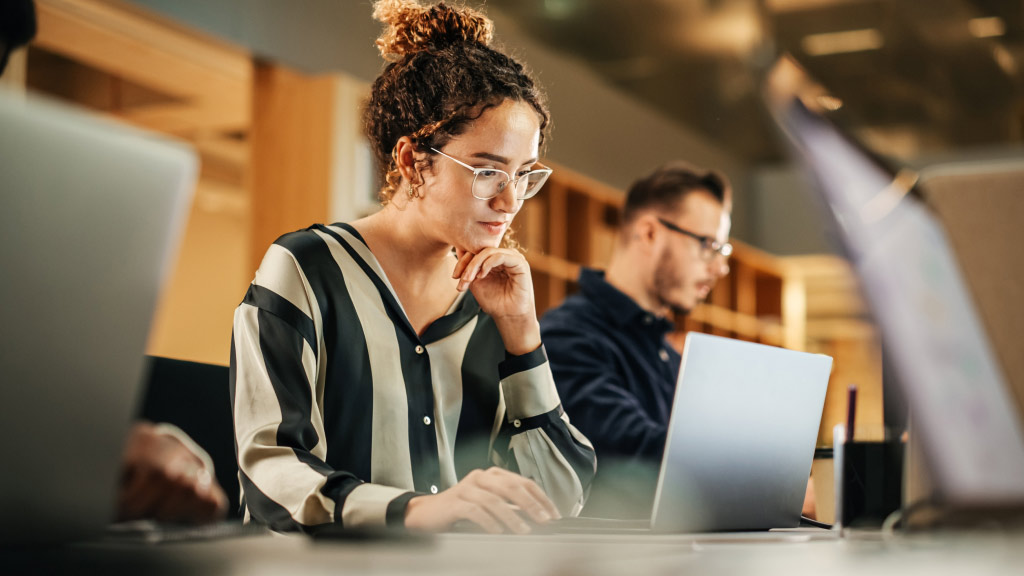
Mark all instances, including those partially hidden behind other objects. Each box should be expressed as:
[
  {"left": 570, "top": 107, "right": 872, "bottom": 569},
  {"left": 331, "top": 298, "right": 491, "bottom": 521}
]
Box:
[{"left": 652, "top": 250, "right": 694, "bottom": 318}]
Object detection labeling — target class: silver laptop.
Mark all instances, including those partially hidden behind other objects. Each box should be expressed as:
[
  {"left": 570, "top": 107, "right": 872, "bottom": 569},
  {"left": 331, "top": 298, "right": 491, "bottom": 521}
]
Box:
[
  {"left": 0, "top": 89, "right": 195, "bottom": 544},
  {"left": 538, "top": 332, "right": 832, "bottom": 534},
  {"left": 651, "top": 333, "right": 831, "bottom": 532}
]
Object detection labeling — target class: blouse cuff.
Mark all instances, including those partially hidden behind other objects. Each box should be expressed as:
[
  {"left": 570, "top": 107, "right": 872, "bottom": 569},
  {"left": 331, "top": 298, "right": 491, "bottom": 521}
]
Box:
[
  {"left": 498, "top": 344, "right": 548, "bottom": 379},
  {"left": 499, "top": 345, "right": 560, "bottom": 421},
  {"left": 341, "top": 483, "right": 415, "bottom": 528},
  {"left": 386, "top": 491, "right": 421, "bottom": 528}
]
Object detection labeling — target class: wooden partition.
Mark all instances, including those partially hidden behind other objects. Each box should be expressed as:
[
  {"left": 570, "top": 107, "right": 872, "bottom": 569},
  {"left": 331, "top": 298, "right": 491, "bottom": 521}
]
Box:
[
  {"left": 923, "top": 163, "right": 1024, "bottom": 423},
  {"left": 249, "top": 63, "right": 336, "bottom": 272},
  {"left": 23, "top": 0, "right": 354, "bottom": 365}
]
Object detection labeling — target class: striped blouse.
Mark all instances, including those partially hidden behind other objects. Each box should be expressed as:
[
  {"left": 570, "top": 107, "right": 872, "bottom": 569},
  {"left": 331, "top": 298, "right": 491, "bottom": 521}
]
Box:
[{"left": 230, "top": 222, "right": 596, "bottom": 531}]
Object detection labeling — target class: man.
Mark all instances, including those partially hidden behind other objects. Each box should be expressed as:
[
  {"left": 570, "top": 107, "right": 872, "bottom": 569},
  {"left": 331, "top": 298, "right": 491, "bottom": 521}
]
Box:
[
  {"left": 540, "top": 161, "right": 732, "bottom": 518},
  {"left": 1, "top": 0, "right": 227, "bottom": 525}
]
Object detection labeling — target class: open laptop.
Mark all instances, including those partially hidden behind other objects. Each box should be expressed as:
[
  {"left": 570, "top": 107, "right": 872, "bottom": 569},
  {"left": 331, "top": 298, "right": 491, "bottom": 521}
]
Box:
[
  {"left": 0, "top": 89, "right": 195, "bottom": 545},
  {"left": 763, "top": 56, "right": 1024, "bottom": 513},
  {"left": 538, "top": 332, "right": 832, "bottom": 534}
]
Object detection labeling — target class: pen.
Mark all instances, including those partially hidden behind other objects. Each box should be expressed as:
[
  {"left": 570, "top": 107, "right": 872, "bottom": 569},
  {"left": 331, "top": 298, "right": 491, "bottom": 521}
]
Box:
[{"left": 845, "top": 384, "right": 857, "bottom": 444}]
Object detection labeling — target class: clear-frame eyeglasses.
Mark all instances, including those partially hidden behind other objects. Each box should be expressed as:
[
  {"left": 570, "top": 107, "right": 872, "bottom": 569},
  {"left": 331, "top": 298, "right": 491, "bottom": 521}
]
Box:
[
  {"left": 657, "top": 218, "right": 733, "bottom": 260},
  {"left": 430, "top": 147, "right": 553, "bottom": 201}
]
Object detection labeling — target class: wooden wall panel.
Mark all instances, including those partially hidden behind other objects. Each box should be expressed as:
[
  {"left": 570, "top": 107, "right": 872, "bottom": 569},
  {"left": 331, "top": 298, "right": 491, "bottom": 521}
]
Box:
[
  {"left": 34, "top": 0, "right": 251, "bottom": 135},
  {"left": 249, "top": 63, "right": 335, "bottom": 271}
]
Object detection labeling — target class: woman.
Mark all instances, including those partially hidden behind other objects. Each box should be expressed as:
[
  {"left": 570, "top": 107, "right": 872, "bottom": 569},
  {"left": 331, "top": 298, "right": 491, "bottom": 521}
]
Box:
[{"left": 231, "top": 0, "right": 595, "bottom": 534}]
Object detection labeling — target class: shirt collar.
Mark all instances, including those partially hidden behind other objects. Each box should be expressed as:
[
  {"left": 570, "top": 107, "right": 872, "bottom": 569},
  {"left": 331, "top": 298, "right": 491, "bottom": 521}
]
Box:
[
  {"left": 578, "top": 267, "right": 674, "bottom": 334},
  {"left": 328, "top": 222, "right": 482, "bottom": 345}
]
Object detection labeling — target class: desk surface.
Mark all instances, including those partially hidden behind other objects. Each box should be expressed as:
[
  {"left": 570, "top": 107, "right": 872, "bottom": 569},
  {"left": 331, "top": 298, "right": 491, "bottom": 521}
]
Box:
[{"left": 4, "top": 529, "right": 1024, "bottom": 576}]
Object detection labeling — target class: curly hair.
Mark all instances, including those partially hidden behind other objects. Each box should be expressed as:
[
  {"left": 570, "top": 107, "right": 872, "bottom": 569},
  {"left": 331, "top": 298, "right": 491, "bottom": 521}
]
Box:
[{"left": 365, "top": 0, "right": 549, "bottom": 249}]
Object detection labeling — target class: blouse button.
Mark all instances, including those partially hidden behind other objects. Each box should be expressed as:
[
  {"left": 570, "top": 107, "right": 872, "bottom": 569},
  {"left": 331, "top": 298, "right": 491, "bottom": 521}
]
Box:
[
  {"left": 423, "top": 416, "right": 432, "bottom": 426},
  {"left": 430, "top": 485, "right": 439, "bottom": 494},
  {"left": 415, "top": 345, "right": 425, "bottom": 355}
]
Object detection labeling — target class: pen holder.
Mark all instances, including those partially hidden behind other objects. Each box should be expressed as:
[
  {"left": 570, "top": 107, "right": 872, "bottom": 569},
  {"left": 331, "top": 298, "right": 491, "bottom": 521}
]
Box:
[{"left": 833, "top": 425, "right": 903, "bottom": 529}]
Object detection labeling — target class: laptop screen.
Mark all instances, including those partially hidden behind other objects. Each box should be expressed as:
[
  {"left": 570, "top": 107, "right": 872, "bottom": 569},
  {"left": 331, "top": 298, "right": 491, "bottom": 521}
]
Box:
[
  {"left": 0, "top": 89, "right": 196, "bottom": 543},
  {"left": 764, "top": 56, "right": 1024, "bottom": 506}
]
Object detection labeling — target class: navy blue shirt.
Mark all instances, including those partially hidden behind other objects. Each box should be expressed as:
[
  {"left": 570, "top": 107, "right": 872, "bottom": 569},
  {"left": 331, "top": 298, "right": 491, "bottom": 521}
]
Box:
[{"left": 541, "top": 268, "right": 681, "bottom": 517}]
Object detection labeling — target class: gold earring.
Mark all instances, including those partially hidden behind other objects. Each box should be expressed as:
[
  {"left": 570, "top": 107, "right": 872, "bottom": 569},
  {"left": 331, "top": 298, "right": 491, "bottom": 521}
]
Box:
[{"left": 408, "top": 182, "right": 423, "bottom": 200}]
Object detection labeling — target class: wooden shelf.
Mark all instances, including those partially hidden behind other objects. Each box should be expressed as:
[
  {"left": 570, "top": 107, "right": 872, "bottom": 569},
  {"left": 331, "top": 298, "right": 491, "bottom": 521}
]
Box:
[
  {"left": 781, "top": 255, "right": 883, "bottom": 446},
  {"left": 519, "top": 161, "right": 798, "bottom": 350}
]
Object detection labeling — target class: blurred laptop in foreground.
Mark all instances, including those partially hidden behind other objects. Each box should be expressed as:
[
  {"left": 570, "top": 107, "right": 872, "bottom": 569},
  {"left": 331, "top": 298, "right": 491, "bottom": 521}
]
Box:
[
  {"left": 0, "top": 88, "right": 196, "bottom": 544},
  {"left": 764, "top": 55, "right": 1024, "bottom": 524}
]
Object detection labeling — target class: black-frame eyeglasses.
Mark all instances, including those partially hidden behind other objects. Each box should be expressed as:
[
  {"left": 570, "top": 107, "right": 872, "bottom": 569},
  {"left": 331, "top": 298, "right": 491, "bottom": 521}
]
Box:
[{"left": 657, "top": 218, "right": 733, "bottom": 260}]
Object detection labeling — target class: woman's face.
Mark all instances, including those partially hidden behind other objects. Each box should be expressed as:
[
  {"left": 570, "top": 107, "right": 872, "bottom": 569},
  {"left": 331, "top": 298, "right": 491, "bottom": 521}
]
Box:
[{"left": 415, "top": 99, "right": 542, "bottom": 253}]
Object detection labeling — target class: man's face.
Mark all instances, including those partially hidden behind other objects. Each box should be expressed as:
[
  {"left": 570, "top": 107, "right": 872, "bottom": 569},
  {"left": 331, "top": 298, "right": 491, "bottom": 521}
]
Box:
[{"left": 650, "top": 190, "right": 731, "bottom": 315}]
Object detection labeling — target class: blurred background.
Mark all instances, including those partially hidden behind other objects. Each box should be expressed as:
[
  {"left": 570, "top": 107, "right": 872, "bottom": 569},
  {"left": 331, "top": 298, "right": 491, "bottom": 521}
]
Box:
[{"left": 6, "top": 0, "right": 1022, "bottom": 479}]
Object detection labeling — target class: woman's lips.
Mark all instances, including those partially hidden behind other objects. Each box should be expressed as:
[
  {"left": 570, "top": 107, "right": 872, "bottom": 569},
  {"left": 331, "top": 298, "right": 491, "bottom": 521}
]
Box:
[{"left": 480, "top": 221, "right": 508, "bottom": 235}]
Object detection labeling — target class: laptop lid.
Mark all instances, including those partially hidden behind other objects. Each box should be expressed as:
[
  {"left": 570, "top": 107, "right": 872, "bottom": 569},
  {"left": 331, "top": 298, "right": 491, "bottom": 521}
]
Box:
[
  {"left": 651, "top": 333, "right": 832, "bottom": 532},
  {"left": 0, "top": 90, "right": 195, "bottom": 544},
  {"left": 763, "top": 56, "right": 1024, "bottom": 508}
]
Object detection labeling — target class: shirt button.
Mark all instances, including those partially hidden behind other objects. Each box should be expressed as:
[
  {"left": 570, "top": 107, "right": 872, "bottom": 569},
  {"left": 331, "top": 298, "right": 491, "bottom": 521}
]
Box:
[
  {"left": 430, "top": 485, "right": 439, "bottom": 494},
  {"left": 423, "top": 415, "right": 432, "bottom": 426},
  {"left": 643, "top": 315, "right": 653, "bottom": 325},
  {"left": 513, "top": 419, "right": 522, "bottom": 428},
  {"left": 415, "top": 345, "right": 425, "bottom": 355},
  {"left": 659, "top": 349, "right": 670, "bottom": 362}
]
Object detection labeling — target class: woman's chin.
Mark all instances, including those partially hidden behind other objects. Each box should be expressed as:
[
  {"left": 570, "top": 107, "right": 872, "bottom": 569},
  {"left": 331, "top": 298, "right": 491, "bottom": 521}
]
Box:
[{"left": 458, "top": 237, "right": 502, "bottom": 254}]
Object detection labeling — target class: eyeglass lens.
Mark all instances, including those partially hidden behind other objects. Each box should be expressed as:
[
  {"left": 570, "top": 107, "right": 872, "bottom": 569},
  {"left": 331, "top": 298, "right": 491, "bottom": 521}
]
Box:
[{"left": 473, "top": 170, "right": 547, "bottom": 199}]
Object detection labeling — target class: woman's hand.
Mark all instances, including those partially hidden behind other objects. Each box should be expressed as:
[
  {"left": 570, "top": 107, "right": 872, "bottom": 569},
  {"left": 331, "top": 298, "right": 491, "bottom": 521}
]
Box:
[
  {"left": 404, "top": 467, "right": 560, "bottom": 534},
  {"left": 454, "top": 248, "right": 541, "bottom": 355}
]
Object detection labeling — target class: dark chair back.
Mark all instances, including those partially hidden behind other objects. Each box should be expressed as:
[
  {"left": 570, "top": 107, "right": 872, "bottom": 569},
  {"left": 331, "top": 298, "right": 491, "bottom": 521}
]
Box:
[{"left": 138, "top": 356, "right": 240, "bottom": 518}]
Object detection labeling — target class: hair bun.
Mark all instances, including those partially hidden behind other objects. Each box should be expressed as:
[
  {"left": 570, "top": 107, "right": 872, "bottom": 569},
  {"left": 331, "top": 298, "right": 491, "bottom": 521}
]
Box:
[{"left": 372, "top": 0, "right": 494, "bottom": 61}]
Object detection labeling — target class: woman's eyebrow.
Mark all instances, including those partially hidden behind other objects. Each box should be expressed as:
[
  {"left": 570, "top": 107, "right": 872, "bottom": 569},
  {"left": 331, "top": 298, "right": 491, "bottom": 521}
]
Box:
[{"left": 468, "top": 152, "right": 538, "bottom": 166}]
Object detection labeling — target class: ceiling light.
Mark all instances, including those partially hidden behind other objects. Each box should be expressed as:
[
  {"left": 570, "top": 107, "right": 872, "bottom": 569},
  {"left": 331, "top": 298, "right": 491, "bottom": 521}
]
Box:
[
  {"left": 992, "top": 45, "right": 1017, "bottom": 77},
  {"left": 542, "top": 0, "right": 579, "bottom": 20},
  {"left": 815, "top": 94, "right": 843, "bottom": 111},
  {"left": 968, "top": 17, "right": 1005, "bottom": 39},
  {"left": 670, "top": 2, "right": 764, "bottom": 58},
  {"left": 801, "top": 28, "right": 884, "bottom": 56},
  {"left": 766, "top": 0, "right": 867, "bottom": 13}
]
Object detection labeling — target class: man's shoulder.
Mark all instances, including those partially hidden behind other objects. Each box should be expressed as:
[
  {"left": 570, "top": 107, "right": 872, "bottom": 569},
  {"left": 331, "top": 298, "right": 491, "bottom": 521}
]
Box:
[
  {"left": 541, "top": 295, "right": 621, "bottom": 358},
  {"left": 541, "top": 292, "right": 606, "bottom": 330}
]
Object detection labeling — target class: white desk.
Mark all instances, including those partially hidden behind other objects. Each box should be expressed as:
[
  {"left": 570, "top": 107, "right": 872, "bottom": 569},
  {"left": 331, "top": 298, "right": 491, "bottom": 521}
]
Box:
[{"left": 5, "top": 529, "right": 1024, "bottom": 575}]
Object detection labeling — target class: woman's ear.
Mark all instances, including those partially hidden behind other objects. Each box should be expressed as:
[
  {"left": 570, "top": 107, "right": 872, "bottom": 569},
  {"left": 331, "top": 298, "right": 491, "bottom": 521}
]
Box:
[{"left": 393, "top": 136, "right": 420, "bottom": 186}]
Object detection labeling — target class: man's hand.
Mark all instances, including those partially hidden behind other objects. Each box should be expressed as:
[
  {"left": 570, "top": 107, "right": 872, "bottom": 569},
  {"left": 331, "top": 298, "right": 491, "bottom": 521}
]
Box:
[
  {"left": 116, "top": 422, "right": 228, "bottom": 524},
  {"left": 404, "top": 467, "right": 560, "bottom": 534},
  {"left": 802, "top": 476, "right": 817, "bottom": 519}
]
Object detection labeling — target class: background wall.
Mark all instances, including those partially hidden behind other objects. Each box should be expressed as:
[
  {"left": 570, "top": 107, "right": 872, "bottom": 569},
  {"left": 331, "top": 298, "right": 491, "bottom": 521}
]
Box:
[{"left": 122, "top": 0, "right": 753, "bottom": 242}]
